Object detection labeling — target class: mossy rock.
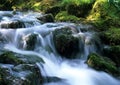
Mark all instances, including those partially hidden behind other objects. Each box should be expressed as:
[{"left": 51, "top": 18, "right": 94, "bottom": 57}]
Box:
[
  {"left": 100, "top": 27, "right": 120, "bottom": 45},
  {"left": 37, "top": 13, "right": 54, "bottom": 23},
  {"left": 0, "top": 64, "right": 43, "bottom": 85},
  {"left": 66, "top": 3, "right": 92, "bottom": 18},
  {"left": 0, "top": 20, "right": 25, "bottom": 29},
  {"left": 87, "top": 0, "right": 120, "bottom": 29},
  {"left": 53, "top": 27, "right": 79, "bottom": 58},
  {"left": 0, "top": 51, "right": 24, "bottom": 65},
  {"left": 23, "top": 33, "right": 38, "bottom": 50},
  {"left": 45, "top": 5, "right": 61, "bottom": 16},
  {"left": 0, "top": 50, "right": 44, "bottom": 65},
  {"left": 87, "top": 53, "right": 120, "bottom": 76},
  {"left": 55, "top": 11, "right": 80, "bottom": 22},
  {"left": 103, "top": 45, "right": 120, "bottom": 67}
]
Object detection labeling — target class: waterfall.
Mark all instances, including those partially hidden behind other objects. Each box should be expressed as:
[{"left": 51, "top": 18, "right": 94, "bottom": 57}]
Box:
[{"left": 0, "top": 11, "right": 120, "bottom": 85}]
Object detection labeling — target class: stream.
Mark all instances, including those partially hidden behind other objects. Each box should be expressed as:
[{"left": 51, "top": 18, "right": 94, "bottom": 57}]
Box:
[{"left": 0, "top": 11, "right": 120, "bottom": 85}]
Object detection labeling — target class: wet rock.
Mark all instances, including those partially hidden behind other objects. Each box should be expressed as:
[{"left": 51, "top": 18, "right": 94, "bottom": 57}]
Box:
[
  {"left": 37, "top": 14, "right": 54, "bottom": 23},
  {"left": 103, "top": 45, "right": 120, "bottom": 67},
  {"left": 0, "top": 20, "right": 25, "bottom": 29},
  {"left": 53, "top": 27, "right": 79, "bottom": 58},
  {"left": 22, "top": 33, "right": 38, "bottom": 50},
  {"left": 87, "top": 53, "right": 120, "bottom": 77},
  {"left": 0, "top": 50, "right": 44, "bottom": 65},
  {"left": 0, "top": 51, "right": 24, "bottom": 65},
  {"left": 0, "top": 64, "right": 43, "bottom": 85}
]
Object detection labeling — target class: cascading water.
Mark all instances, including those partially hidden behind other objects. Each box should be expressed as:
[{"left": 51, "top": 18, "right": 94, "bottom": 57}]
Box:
[{"left": 0, "top": 11, "right": 120, "bottom": 85}]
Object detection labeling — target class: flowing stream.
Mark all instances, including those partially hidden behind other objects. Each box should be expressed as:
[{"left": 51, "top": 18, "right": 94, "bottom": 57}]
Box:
[{"left": 0, "top": 11, "right": 120, "bottom": 85}]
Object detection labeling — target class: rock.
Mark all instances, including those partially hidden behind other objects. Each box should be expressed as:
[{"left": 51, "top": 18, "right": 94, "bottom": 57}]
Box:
[
  {"left": 100, "top": 27, "right": 120, "bottom": 45},
  {"left": 22, "top": 33, "right": 38, "bottom": 50},
  {"left": 0, "top": 20, "right": 25, "bottom": 29},
  {"left": 0, "top": 50, "right": 44, "bottom": 65},
  {"left": 66, "top": 3, "right": 92, "bottom": 17},
  {"left": 45, "top": 6, "right": 61, "bottom": 16},
  {"left": 53, "top": 27, "right": 79, "bottom": 58},
  {"left": 55, "top": 11, "right": 80, "bottom": 22},
  {"left": 37, "top": 14, "right": 54, "bottom": 23},
  {"left": 0, "top": 51, "right": 24, "bottom": 65},
  {"left": 103, "top": 45, "right": 120, "bottom": 67},
  {"left": 0, "top": 64, "right": 43, "bottom": 85},
  {"left": 87, "top": 53, "right": 120, "bottom": 77}
]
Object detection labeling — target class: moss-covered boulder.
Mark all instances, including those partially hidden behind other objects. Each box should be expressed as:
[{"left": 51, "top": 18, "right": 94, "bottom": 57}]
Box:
[
  {"left": 37, "top": 14, "right": 54, "bottom": 23},
  {"left": 0, "top": 50, "right": 44, "bottom": 65},
  {"left": 66, "top": 3, "right": 92, "bottom": 18},
  {"left": 23, "top": 33, "right": 38, "bottom": 50},
  {"left": 0, "top": 20, "right": 25, "bottom": 29},
  {"left": 0, "top": 51, "right": 24, "bottom": 65},
  {"left": 100, "top": 27, "right": 120, "bottom": 45},
  {"left": 53, "top": 27, "right": 79, "bottom": 58},
  {"left": 87, "top": 53, "right": 120, "bottom": 76},
  {"left": 103, "top": 45, "right": 120, "bottom": 67},
  {"left": 87, "top": 0, "right": 120, "bottom": 29},
  {"left": 0, "top": 64, "right": 43, "bottom": 85},
  {"left": 55, "top": 11, "right": 80, "bottom": 22},
  {"left": 45, "top": 5, "right": 61, "bottom": 16}
]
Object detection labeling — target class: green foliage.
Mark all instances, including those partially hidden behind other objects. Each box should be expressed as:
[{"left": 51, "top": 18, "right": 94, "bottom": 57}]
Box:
[{"left": 55, "top": 11, "right": 80, "bottom": 22}]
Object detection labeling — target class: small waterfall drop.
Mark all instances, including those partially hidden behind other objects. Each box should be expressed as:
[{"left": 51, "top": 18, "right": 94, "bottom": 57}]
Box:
[{"left": 0, "top": 11, "right": 120, "bottom": 85}]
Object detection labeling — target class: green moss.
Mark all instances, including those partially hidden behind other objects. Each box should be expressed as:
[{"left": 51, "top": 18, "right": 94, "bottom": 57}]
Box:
[
  {"left": 0, "top": 51, "right": 24, "bottom": 65},
  {"left": 55, "top": 11, "right": 80, "bottom": 22},
  {"left": 100, "top": 27, "right": 120, "bottom": 45},
  {"left": 87, "top": 53, "right": 119, "bottom": 76}
]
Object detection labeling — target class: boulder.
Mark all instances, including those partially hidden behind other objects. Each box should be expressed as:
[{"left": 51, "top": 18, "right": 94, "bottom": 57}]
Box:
[
  {"left": 53, "top": 27, "right": 79, "bottom": 58},
  {"left": 0, "top": 51, "right": 24, "bottom": 65},
  {"left": 0, "top": 64, "right": 43, "bottom": 85},
  {"left": 45, "top": 6, "right": 61, "bottom": 16},
  {"left": 22, "top": 33, "right": 38, "bottom": 50},
  {"left": 103, "top": 45, "right": 120, "bottom": 67},
  {"left": 100, "top": 27, "right": 120, "bottom": 45},
  {"left": 66, "top": 3, "right": 92, "bottom": 18},
  {"left": 37, "top": 14, "right": 54, "bottom": 23},
  {"left": 0, "top": 20, "right": 25, "bottom": 29},
  {"left": 0, "top": 50, "right": 44, "bottom": 65},
  {"left": 87, "top": 53, "right": 120, "bottom": 77}
]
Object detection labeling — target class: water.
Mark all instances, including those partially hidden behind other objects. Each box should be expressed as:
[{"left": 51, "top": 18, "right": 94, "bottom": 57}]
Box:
[{"left": 0, "top": 11, "right": 120, "bottom": 85}]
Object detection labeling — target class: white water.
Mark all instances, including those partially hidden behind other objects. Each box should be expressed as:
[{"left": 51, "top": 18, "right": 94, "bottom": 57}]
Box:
[{"left": 0, "top": 11, "right": 120, "bottom": 85}]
